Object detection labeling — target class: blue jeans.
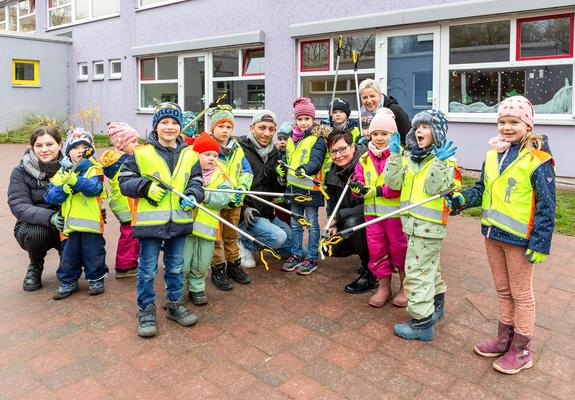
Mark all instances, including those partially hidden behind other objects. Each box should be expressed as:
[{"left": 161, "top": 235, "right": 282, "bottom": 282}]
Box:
[
  {"left": 57, "top": 232, "right": 108, "bottom": 284},
  {"left": 290, "top": 204, "right": 320, "bottom": 260},
  {"left": 137, "top": 236, "right": 185, "bottom": 310},
  {"left": 239, "top": 216, "right": 292, "bottom": 258}
]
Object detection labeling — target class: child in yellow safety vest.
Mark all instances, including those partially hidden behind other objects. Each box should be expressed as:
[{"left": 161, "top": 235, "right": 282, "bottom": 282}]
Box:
[
  {"left": 44, "top": 128, "right": 108, "bottom": 300},
  {"left": 384, "top": 109, "right": 460, "bottom": 341},
  {"left": 100, "top": 122, "right": 140, "bottom": 279},
  {"left": 449, "top": 96, "right": 555, "bottom": 375},
  {"left": 184, "top": 133, "right": 233, "bottom": 306}
]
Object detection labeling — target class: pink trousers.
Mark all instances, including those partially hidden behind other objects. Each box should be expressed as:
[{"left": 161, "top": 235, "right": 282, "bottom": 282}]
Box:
[
  {"left": 115, "top": 223, "right": 139, "bottom": 271},
  {"left": 365, "top": 216, "right": 407, "bottom": 279}
]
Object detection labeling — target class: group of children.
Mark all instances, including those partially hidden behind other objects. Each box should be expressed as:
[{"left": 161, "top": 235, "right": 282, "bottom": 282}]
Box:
[{"left": 42, "top": 93, "right": 555, "bottom": 374}]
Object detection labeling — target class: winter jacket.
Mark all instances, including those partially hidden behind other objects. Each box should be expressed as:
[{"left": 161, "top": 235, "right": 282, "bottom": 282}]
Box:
[
  {"left": 460, "top": 139, "right": 555, "bottom": 254},
  {"left": 361, "top": 95, "right": 411, "bottom": 144},
  {"left": 353, "top": 147, "right": 402, "bottom": 199},
  {"left": 237, "top": 135, "right": 284, "bottom": 221},
  {"left": 218, "top": 137, "right": 253, "bottom": 190},
  {"left": 118, "top": 131, "right": 205, "bottom": 239},
  {"left": 44, "top": 158, "right": 104, "bottom": 205}
]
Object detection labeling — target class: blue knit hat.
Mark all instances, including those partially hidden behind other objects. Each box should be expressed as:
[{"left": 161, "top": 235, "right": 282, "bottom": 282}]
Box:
[
  {"left": 63, "top": 127, "right": 94, "bottom": 156},
  {"left": 152, "top": 102, "right": 183, "bottom": 131},
  {"left": 405, "top": 109, "right": 448, "bottom": 150},
  {"left": 181, "top": 111, "right": 198, "bottom": 137},
  {"left": 276, "top": 122, "right": 293, "bottom": 140}
]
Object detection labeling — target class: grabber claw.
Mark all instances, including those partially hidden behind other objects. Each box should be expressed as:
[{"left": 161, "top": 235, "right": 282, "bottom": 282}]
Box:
[
  {"left": 319, "top": 234, "right": 345, "bottom": 257},
  {"left": 318, "top": 185, "right": 330, "bottom": 200},
  {"left": 295, "top": 215, "right": 311, "bottom": 227},
  {"left": 257, "top": 246, "right": 281, "bottom": 271},
  {"left": 293, "top": 195, "right": 312, "bottom": 203}
]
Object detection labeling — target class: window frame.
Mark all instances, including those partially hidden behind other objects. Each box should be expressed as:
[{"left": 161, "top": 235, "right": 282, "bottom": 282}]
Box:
[
  {"left": 137, "top": 0, "right": 186, "bottom": 11},
  {"left": 109, "top": 59, "right": 122, "bottom": 79},
  {"left": 77, "top": 62, "right": 88, "bottom": 81},
  {"left": 47, "top": 0, "right": 119, "bottom": 30},
  {"left": 0, "top": 0, "right": 36, "bottom": 33},
  {"left": 300, "top": 38, "right": 331, "bottom": 73},
  {"left": 92, "top": 60, "right": 104, "bottom": 80},
  {"left": 138, "top": 56, "right": 179, "bottom": 111},
  {"left": 242, "top": 47, "right": 265, "bottom": 77},
  {"left": 12, "top": 59, "right": 39, "bottom": 86},
  {"left": 516, "top": 13, "right": 574, "bottom": 61}
]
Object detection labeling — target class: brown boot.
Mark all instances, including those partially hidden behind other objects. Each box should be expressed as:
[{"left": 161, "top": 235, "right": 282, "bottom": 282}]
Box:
[
  {"left": 392, "top": 270, "right": 408, "bottom": 307},
  {"left": 369, "top": 276, "right": 392, "bottom": 308}
]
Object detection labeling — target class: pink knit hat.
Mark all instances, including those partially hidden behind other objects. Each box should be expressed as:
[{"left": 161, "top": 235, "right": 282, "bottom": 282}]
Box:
[
  {"left": 107, "top": 122, "right": 140, "bottom": 151},
  {"left": 368, "top": 107, "right": 397, "bottom": 134},
  {"left": 293, "top": 97, "right": 316, "bottom": 119},
  {"left": 497, "top": 96, "right": 534, "bottom": 129}
]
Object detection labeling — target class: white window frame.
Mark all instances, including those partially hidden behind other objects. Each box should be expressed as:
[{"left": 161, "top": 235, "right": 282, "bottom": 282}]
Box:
[
  {"left": 77, "top": 62, "right": 88, "bottom": 81},
  {"left": 47, "top": 0, "right": 119, "bottom": 30},
  {"left": 439, "top": 11, "right": 575, "bottom": 125},
  {"left": 92, "top": 60, "right": 104, "bottom": 80},
  {"left": 0, "top": 0, "right": 36, "bottom": 33},
  {"left": 109, "top": 59, "right": 122, "bottom": 79},
  {"left": 138, "top": 56, "right": 179, "bottom": 112},
  {"left": 137, "top": 0, "right": 187, "bottom": 12}
]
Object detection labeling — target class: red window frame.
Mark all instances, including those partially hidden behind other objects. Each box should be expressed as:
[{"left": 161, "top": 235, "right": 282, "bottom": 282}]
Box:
[
  {"left": 140, "top": 57, "right": 155, "bottom": 81},
  {"left": 242, "top": 47, "right": 265, "bottom": 77},
  {"left": 516, "top": 13, "right": 574, "bottom": 61},
  {"left": 300, "top": 39, "right": 330, "bottom": 72}
]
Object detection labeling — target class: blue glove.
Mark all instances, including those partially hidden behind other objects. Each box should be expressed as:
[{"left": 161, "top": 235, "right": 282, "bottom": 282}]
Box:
[
  {"left": 432, "top": 140, "right": 458, "bottom": 161},
  {"left": 295, "top": 166, "right": 306, "bottom": 178},
  {"left": 388, "top": 131, "right": 401, "bottom": 154},
  {"left": 525, "top": 249, "right": 547, "bottom": 264},
  {"left": 231, "top": 187, "right": 245, "bottom": 207},
  {"left": 181, "top": 196, "right": 196, "bottom": 211},
  {"left": 447, "top": 192, "right": 465, "bottom": 215}
]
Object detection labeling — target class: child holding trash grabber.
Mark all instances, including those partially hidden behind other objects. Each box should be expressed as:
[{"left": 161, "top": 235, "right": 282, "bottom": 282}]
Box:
[{"left": 119, "top": 102, "right": 204, "bottom": 338}]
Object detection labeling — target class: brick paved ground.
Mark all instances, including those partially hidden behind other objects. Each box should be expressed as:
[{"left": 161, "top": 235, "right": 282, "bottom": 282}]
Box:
[{"left": 1, "top": 143, "right": 574, "bottom": 399}]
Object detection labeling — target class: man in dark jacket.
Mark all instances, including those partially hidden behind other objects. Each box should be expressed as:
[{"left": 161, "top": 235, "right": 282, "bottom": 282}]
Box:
[
  {"left": 237, "top": 110, "right": 292, "bottom": 268},
  {"left": 324, "top": 129, "right": 377, "bottom": 294}
]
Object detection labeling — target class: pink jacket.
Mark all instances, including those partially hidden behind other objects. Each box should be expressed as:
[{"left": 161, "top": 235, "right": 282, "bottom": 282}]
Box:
[{"left": 353, "top": 148, "right": 401, "bottom": 199}]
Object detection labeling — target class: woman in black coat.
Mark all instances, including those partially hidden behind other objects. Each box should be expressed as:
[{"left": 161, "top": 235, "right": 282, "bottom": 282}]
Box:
[{"left": 8, "top": 126, "right": 63, "bottom": 291}]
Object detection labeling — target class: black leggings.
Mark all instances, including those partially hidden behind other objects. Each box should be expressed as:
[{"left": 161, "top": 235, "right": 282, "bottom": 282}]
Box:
[
  {"left": 330, "top": 215, "right": 370, "bottom": 268},
  {"left": 14, "top": 222, "right": 61, "bottom": 265}
]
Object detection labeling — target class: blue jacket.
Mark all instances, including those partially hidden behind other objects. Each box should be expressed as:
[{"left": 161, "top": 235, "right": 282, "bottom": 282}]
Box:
[
  {"left": 462, "top": 139, "right": 555, "bottom": 254},
  {"left": 44, "top": 158, "right": 103, "bottom": 205}
]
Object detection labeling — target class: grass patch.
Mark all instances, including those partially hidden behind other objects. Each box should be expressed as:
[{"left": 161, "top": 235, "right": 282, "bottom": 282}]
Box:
[
  {"left": 0, "top": 130, "right": 112, "bottom": 148},
  {"left": 459, "top": 173, "right": 574, "bottom": 236}
]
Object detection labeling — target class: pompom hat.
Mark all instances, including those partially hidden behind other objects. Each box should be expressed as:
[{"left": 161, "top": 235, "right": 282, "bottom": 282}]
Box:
[
  {"left": 193, "top": 132, "right": 221, "bottom": 154},
  {"left": 107, "top": 122, "right": 139, "bottom": 152},
  {"left": 152, "top": 102, "right": 183, "bottom": 131},
  {"left": 368, "top": 107, "right": 397, "bottom": 134},
  {"left": 293, "top": 97, "right": 316, "bottom": 119}
]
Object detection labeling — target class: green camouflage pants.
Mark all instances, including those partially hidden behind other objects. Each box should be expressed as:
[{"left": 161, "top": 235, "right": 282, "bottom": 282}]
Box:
[{"left": 183, "top": 235, "right": 215, "bottom": 292}]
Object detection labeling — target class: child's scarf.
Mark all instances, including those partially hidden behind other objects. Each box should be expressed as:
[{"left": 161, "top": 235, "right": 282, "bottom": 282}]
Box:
[
  {"left": 488, "top": 135, "right": 512, "bottom": 153},
  {"left": 368, "top": 141, "right": 387, "bottom": 158}
]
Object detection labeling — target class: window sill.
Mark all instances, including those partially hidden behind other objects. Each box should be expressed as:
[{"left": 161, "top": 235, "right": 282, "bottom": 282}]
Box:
[
  {"left": 92, "top": 77, "right": 104, "bottom": 81},
  {"left": 137, "top": 109, "right": 155, "bottom": 114},
  {"left": 108, "top": 76, "right": 122, "bottom": 80},
  {"left": 77, "top": 78, "right": 88, "bottom": 82},
  {"left": 46, "top": 13, "right": 120, "bottom": 32},
  {"left": 136, "top": 0, "right": 188, "bottom": 13},
  {"left": 12, "top": 84, "right": 41, "bottom": 88}
]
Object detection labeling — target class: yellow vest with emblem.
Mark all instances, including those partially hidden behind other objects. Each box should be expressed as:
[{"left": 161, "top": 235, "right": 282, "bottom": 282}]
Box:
[
  {"left": 109, "top": 168, "right": 133, "bottom": 223},
  {"left": 359, "top": 153, "right": 400, "bottom": 217},
  {"left": 400, "top": 156, "right": 460, "bottom": 224},
  {"left": 286, "top": 134, "right": 322, "bottom": 191},
  {"left": 481, "top": 148, "right": 552, "bottom": 239},
  {"left": 132, "top": 144, "right": 197, "bottom": 227},
  {"left": 192, "top": 168, "right": 225, "bottom": 241},
  {"left": 222, "top": 139, "right": 245, "bottom": 188}
]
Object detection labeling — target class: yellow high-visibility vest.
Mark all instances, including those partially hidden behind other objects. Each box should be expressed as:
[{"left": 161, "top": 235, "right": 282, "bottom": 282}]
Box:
[
  {"left": 192, "top": 168, "right": 225, "bottom": 241},
  {"left": 359, "top": 153, "right": 400, "bottom": 217},
  {"left": 286, "top": 135, "right": 322, "bottom": 191}
]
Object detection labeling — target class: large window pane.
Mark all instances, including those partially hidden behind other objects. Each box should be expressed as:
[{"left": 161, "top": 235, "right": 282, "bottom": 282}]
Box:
[
  {"left": 18, "top": 0, "right": 31, "bottom": 15},
  {"left": 302, "top": 40, "right": 329, "bottom": 71},
  {"left": 243, "top": 48, "right": 264, "bottom": 75},
  {"left": 0, "top": 7, "right": 6, "bottom": 32},
  {"left": 141, "top": 83, "right": 178, "bottom": 109},
  {"left": 8, "top": 4, "right": 17, "bottom": 31},
  {"left": 75, "top": 0, "right": 89, "bottom": 20},
  {"left": 450, "top": 21, "right": 510, "bottom": 64},
  {"left": 301, "top": 73, "right": 373, "bottom": 111},
  {"left": 213, "top": 50, "right": 239, "bottom": 78},
  {"left": 519, "top": 15, "right": 572, "bottom": 59},
  {"left": 49, "top": 6, "right": 71, "bottom": 27},
  {"left": 449, "top": 64, "right": 572, "bottom": 114},
  {"left": 19, "top": 14, "right": 35, "bottom": 32},
  {"left": 336, "top": 34, "right": 375, "bottom": 70},
  {"left": 157, "top": 56, "right": 177, "bottom": 80},
  {"left": 140, "top": 58, "right": 155, "bottom": 80},
  {"left": 213, "top": 80, "right": 265, "bottom": 110},
  {"left": 15, "top": 62, "right": 35, "bottom": 81},
  {"left": 93, "top": 0, "right": 118, "bottom": 18}
]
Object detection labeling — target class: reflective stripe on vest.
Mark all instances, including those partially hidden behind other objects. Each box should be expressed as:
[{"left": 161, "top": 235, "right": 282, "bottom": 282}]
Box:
[
  {"left": 109, "top": 168, "right": 133, "bottom": 223},
  {"left": 286, "top": 134, "right": 322, "bottom": 191},
  {"left": 359, "top": 153, "right": 400, "bottom": 217}
]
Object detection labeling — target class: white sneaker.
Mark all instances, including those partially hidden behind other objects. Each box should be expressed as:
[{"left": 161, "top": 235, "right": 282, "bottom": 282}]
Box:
[{"left": 239, "top": 241, "right": 256, "bottom": 268}]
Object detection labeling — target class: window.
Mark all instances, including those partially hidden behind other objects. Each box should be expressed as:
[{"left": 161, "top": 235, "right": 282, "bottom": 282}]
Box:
[
  {"left": 139, "top": 56, "right": 178, "bottom": 109},
  {"left": 12, "top": 59, "right": 39, "bottom": 86},
  {"left": 299, "top": 33, "right": 375, "bottom": 112},
  {"left": 447, "top": 14, "right": 574, "bottom": 117},
  {"left": 0, "top": 1, "right": 36, "bottom": 33},
  {"left": 109, "top": 59, "right": 121, "bottom": 79},
  {"left": 48, "top": 0, "right": 118, "bottom": 28},
  {"left": 211, "top": 47, "right": 266, "bottom": 110},
  {"left": 139, "top": 0, "right": 180, "bottom": 8},
  {"left": 78, "top": 62, "right": 88, "bottom": 80},
  {"left": 93, "top": 61, "right": 104, "bottom": 80}
]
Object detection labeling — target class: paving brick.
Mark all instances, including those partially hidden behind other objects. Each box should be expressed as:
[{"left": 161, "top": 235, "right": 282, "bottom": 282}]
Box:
[
  {"left": 301, "top": 359, "right": 354, "bottom": 393},
  {"left": 536, "top": 349, "right": 575, "bottom": 382},
  {"left": 399, "top": 358, "right": 457, "bottom": 392},
  {"left": 15, "top": 385, "right": 58, "bottom": 400},
  {"left": 250, "top": 352, "right": 305, "bottom": 387},
  {"left": 130, "top": 347, "right": 171, "bottom": 372},
  {"left": 447, "top": 380, "right": 497, "bottom": 400},
  {"left": 201, "top": 360, "right": 259, "bottom": 394},
  {"left": 0, "top": 365, "right": 41, "bottom": 398},
  {"left": 321, "top": 342, "right": 363, "bottom": 370},
  {"left": 278, "top": 373, "right": 326, "bottom": 400},
  {"left": 27, "top": 350, "right": 74, "bottom": 374},
  {"left": 55, "top": 376, "right": 112, "bottom": 400}
]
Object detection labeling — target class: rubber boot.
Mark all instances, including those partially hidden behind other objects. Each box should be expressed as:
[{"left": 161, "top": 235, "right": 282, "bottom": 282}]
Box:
[
  {"left": 392, "top": 270, "right": 408, "bottom": 307},
  {"left": 493, "top": 332, "right": 533, "bottom": 374},
  {"left": 211, "top": 263, "right": 234, "bottom": 291},
  {"left": 474, "top": 322, "right": 514, "bottom": 357},
  {"left": 137, "top": 303, "right": 157, "bottom": 338},
  {"left": 23, "top": 263, "right": 43, "bottom": 292},
  {"left": 431, "top": 292, "right": 446, "bottom": 323},
  {"left": 166, "top": 298, "right": 198, "bottom": 327},
  {"left": 369, "top": 276, "right": 392, "bottom": 308},
  {"left": 345, "top": 265, "right": 378, "bottom": 294},
  {"left": 394, "top": 315, "right": 435, "bottom": 341},
  {"left": 227, "top": 258, "right": 251, "bottom": 284}
]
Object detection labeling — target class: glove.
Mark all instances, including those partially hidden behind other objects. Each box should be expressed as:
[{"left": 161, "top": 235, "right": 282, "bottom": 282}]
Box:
[
  {"left": 361, "top": 185, "right": 377, "bottom": 200},
  {"left": 231, "top": 187, "right": 245, "bottom": 207},
  {"left": 50, "top": 212, "right": 64, "bottom": 231},
  {"left": 295, "top": 166, "right": 306, "bottom": 178},
  {"left": 447, "top": 192, "right": 465, "bottom": 215},
  {"left": 181, "top": 196, "right": 196, "bottom": 211},
  {"left": 147, "top": 183, "right": 167, "bottom": 203},
  {"left": 388, "top": 131, "right": 401, "bottom": 154},
  {"left": 276, "top": 163, "right": 287, "bottom": 178},
  {"left": 62, "top": 171, "right": 78, "bottom": 186},
  {"left": 525, "top": 249, "right": 547, "bottom": 264},
  {"left": 432, "top": 140, "right": 458, "bottom": 161},
  {"left": 62, "top": 184, "right": 73, "bottom": 195},
  {"left": 243, "top": 207, "right": 260, "bottom": 228},
  {"left": 350, "top": 179, "right": 365, "bottom": 196}
]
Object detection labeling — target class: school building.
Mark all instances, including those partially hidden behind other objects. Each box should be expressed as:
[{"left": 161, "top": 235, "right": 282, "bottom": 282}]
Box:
[{"left": 1, "top": 0, "right": 574, "bottom": 177}]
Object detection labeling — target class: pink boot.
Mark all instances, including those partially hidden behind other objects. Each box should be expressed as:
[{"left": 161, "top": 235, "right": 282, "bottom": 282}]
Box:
[
  {"left": 369, "top": 276, "right": 392, "bottom": 308},
  {"left": 493, "top": 332, "right": 533, "bottom": 375},
  {"left": 474, "top": 322, "right": 514, "bottom": 357}
]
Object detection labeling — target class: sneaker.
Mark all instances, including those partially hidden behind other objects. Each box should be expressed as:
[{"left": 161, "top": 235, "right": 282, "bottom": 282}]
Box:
[
  {"left": 281, "top": 255, "right": 302, "bottom": 272},
  {"left": 137, "top": 303, "right": 157, "bottom": 338},
  {"left": 239, "top": 241, "right": 256, "bottom": 269},
  {"left": 296, "top": 259, "right": 318, "bottom": 275},
  {"left": 116, "top": 268, "right": 138, "bottom": 279},
  {"left": 53, "top": 281, "right": 79, "bottom": 300},
  {"left": 88, "top": 279, "right": 105, "bottom": 296},
  {"left": 188, "top": 291, "right": 208, "bottom": 306},
  {"left": 166, "top": 298, "right": 198, "bottom": 327}
]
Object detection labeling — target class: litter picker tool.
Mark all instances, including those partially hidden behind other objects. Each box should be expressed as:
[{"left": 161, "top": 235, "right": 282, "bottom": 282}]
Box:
[
  {"left": 329, "top": 35, "right": 344, "bottom": 115},
  {"left": 182, "top": 93, "right": 227, "bottom": 132},
  {"left": 244, "top": 193, "right": 311, "bottom": 227},
  {"left": 319, "top": 175, "right": 352, "bottom": 260},
  {"left": 352, "top": 50, "right": 364, "bottom": 140},
  {"left": 63, "top": 147, "right": 95, "bottom": 184},
  {"left": 277, "top": 160, "right": 330, "bottom": 200},
  {"left": 203, "top": 188, "right": 311, "bottom": 203},
  {"left": 144, "top": 173, "right": 280, "bottom": 270}
]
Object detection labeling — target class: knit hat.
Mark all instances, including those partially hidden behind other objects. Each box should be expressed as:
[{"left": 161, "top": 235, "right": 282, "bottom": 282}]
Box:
[
  {"left": 293, "top": 97, "right": 316, "bottom": 119},
  {"left": 252, "top": 109, "right": 278, "bottom": 126},
  {"left": 152, "top": 102, "right": 183, "bottom": 131},
  {"left": 107, "top": 122, "right": 139, "bottom": 152},
  {"left": 497, "top": 95, "right": 534, "bottom": 129},
  {"left": 406, "top": 109, "right": 449, "bottom": 149},
  {"left": 209, "top": 105, "right": 234, "bottom": 132},
  {"left": 368, "top": 108, "right": 397, "bottom": 135},
  {"left": 63, "top": 127, "right": 94, "bottom": 155},
  {"left": 331, "top": 98, "right": 351, "bottom": 118},
  {"left": 193, "top": 132, "right": 221, "bottom": 154},
  {"left": 277, "top": 122, "right": 293, "bottom": 140},
  {"left": 181, "top": 111, "right": 198, "bottom": 137}
]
